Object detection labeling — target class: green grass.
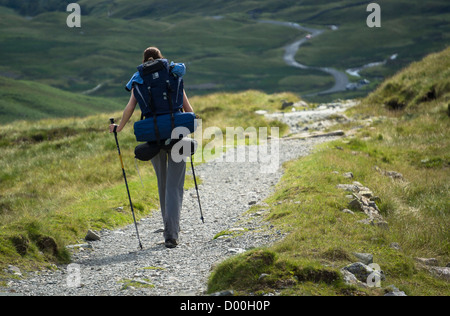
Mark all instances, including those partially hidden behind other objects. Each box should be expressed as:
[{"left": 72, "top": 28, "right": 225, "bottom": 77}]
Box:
[
  {"left": 1, "top": 0, "right": 449, "bottom": 291},
  {"left": 294, "top": 1, "right": 450, "bottom": 70},
  {"left": 0, "top": 8, "right": 304, "bottom": 100},
  {"left": 294, "top": 1, "right": 450, "bottom": 103},
  {"left": 0, "top": 0, "right": 449, "bottom": 109},
  {"left": 207, "top": 48, "right": 450, "bottom": 296},
  {"left": 191, "top": 90, "right": 295, "bottom": 135},
  {"left": 0, "top": 89, "right": 299, "bottom": 277},
  {"left": 362, "top": 47, "right": 450, "bottom": 110},
  {"left": 0, "top": 76, "right": 124, "bottom": 123},
  {"left": 0, "top": 112, "right": 162, "bottom": 271}
]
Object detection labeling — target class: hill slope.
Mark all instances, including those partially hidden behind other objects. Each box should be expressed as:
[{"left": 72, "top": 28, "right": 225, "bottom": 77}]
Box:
[
  {"left": 0, "top": 76, "right": 123, "bottom": 123},
  {"left": 0, "top": 0, "right": 448, "bottom": 107},
  {"left": 363, "top": 47, "right": 450, "bottom": 110}
]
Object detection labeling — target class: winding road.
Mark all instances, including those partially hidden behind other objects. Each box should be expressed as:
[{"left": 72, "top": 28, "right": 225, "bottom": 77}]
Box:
[{"left": 259, "top": 20, "right": 350, "bottom": 96}]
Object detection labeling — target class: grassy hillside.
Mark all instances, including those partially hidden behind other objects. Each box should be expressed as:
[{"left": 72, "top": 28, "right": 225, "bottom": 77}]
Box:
[
  {"left": 207, "top": 48, "right": 450, "bottom": 296},
  {"left": 0, "top": 0, "right": 448, "bottom": 114},
  {"left": 0, "top": 76, "right": 124, "bottom": 123},
  {"left": 0, "top": 6, "right": 305, "bottom": 98},
  {"left": 0, "top": 90, "right": 295, "bottom": 278},
  {"left": 295, "top": 1, "right": 450, "bottom": 69},
  {"left": 363, "top": 47, "right": 450, "bottom": 110}
]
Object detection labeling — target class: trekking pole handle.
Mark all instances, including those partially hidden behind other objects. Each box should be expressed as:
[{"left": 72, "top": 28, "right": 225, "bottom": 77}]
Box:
[{"left": 110, "top": 118, "right": 118, "bottom": 133}]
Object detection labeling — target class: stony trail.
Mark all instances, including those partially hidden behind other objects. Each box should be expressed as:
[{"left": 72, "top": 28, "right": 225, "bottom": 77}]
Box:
[{"left": 6, "top": 103, "right": 352, "bottom": 296}]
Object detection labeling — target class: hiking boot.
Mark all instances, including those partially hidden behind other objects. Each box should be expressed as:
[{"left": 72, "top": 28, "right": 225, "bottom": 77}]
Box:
[{"left": 165, "top": 239, "right": 178, "bottom": 249}]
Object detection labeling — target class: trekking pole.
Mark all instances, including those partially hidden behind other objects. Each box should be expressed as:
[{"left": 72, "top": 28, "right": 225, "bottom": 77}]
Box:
[
  {"left": 190, "top": 158, "right": 204, "bottom": 224},
  {"left": 110, "top": 118, "right": 143, "bottom": 250}
]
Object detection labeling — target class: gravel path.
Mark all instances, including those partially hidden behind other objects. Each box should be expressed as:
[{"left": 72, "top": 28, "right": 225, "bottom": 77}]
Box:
[{"left": 6, "top": 105, "right": 347, "bottom": 296}]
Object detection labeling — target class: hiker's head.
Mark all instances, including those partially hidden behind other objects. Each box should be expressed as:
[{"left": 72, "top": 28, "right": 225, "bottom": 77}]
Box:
[{"left": 143, "top": 47, "right": 163, "bottom": 63}]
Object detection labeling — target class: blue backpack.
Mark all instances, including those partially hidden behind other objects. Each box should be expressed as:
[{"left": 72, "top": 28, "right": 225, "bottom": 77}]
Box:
[
  {"left": 131, "top": 59, "right": 196, "bottom": 144},
  {"left": 134, "top": 58, "right": 184, "bottom": 117}
]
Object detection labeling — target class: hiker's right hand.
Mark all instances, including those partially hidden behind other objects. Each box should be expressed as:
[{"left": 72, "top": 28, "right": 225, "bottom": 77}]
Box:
[{"left": 109, "top": 124, "right": 119, "bottom": 133}]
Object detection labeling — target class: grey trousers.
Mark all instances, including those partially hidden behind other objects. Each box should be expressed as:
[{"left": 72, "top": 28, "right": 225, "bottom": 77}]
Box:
[{"left": 151, "top": 149, "right": 186, "bottom": 241}]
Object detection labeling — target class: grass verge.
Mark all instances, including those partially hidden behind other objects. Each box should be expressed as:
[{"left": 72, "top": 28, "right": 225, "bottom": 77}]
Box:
[
  {"left": 207, "top": 48, "right": 450, "bottom": 296},
  {"left": 0, "top": 90, "right": 298, "bottom": 279}
]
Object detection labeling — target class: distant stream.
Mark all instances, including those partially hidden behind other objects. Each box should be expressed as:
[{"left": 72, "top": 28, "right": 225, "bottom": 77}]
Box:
[{"left": 259, "top": 20, "right": 350, "bottom": 96}]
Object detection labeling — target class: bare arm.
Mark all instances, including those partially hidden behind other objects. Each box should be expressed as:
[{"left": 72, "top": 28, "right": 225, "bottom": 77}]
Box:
[
  {"left": 182, "top": 90, "right": 194, "bottom": 113},
  {"left": 109, "top": 90, "right": 138, "bottom": 133}
]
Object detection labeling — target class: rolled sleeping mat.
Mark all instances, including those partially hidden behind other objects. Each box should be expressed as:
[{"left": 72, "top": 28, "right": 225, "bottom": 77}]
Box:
[{"left": 134, "top": 112, "right": 197, "bottom": 143}]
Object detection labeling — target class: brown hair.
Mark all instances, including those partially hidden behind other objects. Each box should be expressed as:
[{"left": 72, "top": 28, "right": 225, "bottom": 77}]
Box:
[{"left": 143, "top": 47, "right": 164, "bottom": 63}]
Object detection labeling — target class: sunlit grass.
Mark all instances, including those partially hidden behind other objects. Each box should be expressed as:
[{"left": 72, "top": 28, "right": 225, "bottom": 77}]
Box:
[
  {"left": 0, "top": 89, "right": 300, "bottom": 274},
  {"left": 208, "top": 48, "right": 450, "bottom": 296}
]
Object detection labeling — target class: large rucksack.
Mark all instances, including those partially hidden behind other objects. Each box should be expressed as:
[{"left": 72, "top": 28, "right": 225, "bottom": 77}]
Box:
[
  {"left": 133, "top": 58, "right": 184, "bottom": 117},
  {"left": 132, "top": 59, "right": 197, "bottom": 145},
  {"left": 131, "top": 58, "right": 197, "bottom": 161}
]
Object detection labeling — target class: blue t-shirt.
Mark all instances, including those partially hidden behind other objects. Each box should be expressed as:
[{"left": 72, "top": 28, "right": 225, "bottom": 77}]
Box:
[{"left": 125, "top": 61, "right": 186, "bottom": 92}]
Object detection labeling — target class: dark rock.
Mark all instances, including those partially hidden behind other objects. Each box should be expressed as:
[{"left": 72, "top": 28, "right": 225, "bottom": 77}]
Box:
[
  {"left": 7, "top": 265, "right": 22, "bottom": 277},
  {"left": 353, "top": 253, "right": 374, "bottom": 265},
  {"left": 390, "top": 242, "right": 401, "bottom": 251},
  {"left": 85, "top": 230, "right": 101, "bottom": 241},
  {"left": 281, "top": 101, "right": 294, "bottom": 110},
  {"left": 425, "top": 266, "right": 450, "bottom": 281},
  {"left": 349, "top": 198, "right": 363, "bottom": 212},
  {"left": 37, "top": 236, "right": 58, "bottom": 256},
  {"left": 343, "top": 172, "right": 354, "bottom": 179},
  {"left": 384, "top": 285, "right": 407, "bottom": 296},
  {"left": 343, "top": 262, "right": 385, "bottom": 283},
  {"left": 415, "top": 257, "right": 439, "bottom": 267},
  {"left": 385, "top": 171, "right": 403, "bottom": 180}
]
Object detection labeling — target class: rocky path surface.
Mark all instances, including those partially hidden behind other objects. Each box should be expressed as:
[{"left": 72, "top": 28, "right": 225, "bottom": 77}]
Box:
[{"left": 5, "top": 103, "right": 352, "bottom": 296}]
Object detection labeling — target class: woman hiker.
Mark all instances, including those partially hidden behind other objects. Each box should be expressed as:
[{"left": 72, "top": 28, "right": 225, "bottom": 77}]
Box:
[{"left": 109, "top": 47, "right": 194, "bottom": 248}]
